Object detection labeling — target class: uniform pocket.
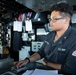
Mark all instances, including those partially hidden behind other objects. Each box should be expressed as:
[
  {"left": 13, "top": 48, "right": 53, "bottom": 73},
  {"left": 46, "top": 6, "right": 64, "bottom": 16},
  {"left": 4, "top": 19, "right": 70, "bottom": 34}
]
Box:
[{"left": 57, "top": 51, "right": 66, "bottom": 64}]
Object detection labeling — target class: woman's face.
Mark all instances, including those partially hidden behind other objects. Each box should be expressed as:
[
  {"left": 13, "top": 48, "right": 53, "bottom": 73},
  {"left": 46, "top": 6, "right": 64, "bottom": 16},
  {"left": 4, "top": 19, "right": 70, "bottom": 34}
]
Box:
[{"left": 49, "top": 11, "right": 67, "bottom": 31}]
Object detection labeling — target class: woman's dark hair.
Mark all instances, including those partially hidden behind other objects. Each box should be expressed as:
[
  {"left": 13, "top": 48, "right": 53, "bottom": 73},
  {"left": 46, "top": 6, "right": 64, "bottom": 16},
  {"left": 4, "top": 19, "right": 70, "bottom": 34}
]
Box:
[{"left": 50, "top": 2, "right": 73, "bottom": 18}]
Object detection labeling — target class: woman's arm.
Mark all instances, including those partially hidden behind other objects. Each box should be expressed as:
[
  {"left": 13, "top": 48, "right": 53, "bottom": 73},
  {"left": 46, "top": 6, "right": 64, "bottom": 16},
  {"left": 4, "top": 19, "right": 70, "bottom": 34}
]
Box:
[
  {"left": 43, "top": 59, "right": 61, "bottom": 70},
  {"left": 15, "top": 53, "right": 41, "bottom": 69}
]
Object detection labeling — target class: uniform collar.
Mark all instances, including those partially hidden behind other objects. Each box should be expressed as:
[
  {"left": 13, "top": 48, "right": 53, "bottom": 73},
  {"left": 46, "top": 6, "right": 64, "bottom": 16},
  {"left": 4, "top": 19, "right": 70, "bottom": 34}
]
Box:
[{"left": 52, "top": 26, "right": 72, "bottom": 46}]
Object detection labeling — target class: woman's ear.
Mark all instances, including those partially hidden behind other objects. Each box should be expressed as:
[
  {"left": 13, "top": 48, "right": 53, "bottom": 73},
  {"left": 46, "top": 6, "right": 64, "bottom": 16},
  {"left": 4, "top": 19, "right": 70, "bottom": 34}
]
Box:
[{"left": 65, "top": 17, "right": 70, "bottom": 24}]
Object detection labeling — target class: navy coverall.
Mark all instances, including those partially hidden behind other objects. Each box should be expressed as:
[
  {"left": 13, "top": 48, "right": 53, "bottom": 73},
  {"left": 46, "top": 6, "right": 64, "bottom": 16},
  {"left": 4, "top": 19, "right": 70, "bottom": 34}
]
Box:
[{"left": 37, "top": 26, "right": 76, "bottom": 74}]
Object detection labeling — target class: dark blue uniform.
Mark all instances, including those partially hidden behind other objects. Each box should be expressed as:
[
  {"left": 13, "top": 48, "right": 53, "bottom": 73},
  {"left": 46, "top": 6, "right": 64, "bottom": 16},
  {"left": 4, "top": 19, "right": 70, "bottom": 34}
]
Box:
[{"left": 37, "top": 26, "right": 76, "bottom": 74}]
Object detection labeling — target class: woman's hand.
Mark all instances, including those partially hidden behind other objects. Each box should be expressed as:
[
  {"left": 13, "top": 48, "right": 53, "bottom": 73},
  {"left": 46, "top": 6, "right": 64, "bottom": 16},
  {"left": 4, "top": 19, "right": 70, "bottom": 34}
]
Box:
[
  {"left": 42, "top": 59, "right": 48, "bottom": 66},
  {"left": 15, "top": 59, "right": 29, "bottom": 69}
]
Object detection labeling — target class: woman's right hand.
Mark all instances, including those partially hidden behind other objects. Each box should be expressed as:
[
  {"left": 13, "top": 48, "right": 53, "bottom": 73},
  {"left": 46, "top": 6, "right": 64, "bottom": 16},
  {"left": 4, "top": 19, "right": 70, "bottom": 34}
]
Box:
[{"left": 15, "top": 59, "right": 29, "bottom": 69}]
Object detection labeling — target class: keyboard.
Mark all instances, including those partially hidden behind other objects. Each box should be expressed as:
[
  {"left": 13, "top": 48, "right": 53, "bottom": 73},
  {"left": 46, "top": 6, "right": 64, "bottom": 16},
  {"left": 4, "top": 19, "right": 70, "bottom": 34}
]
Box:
[{"left": 11, "top": 62, "right": 36, "bottom": 73}]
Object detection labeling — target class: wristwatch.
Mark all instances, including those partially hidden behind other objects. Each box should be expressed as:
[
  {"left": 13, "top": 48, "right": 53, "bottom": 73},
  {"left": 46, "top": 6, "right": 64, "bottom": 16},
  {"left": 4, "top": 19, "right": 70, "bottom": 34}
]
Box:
[
  {"left": 24, "top": 57, "right": 30, "bottom": 63},
  {"left": 45, "top": 60, "right": 49, "bottom": 66}
]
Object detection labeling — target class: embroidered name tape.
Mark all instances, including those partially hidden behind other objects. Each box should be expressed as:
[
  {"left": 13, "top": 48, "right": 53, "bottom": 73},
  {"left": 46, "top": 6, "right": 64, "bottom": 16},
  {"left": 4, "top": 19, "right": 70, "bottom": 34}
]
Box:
[{"left": 58, "top": 48, "right": 66, "bottom": 51}]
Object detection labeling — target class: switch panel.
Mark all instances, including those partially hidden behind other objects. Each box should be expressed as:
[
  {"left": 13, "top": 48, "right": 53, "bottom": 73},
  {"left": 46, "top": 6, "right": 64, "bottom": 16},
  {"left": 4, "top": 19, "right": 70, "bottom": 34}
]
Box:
[{"left": 32, "top": 42, "right": 43, "bottom": 52}]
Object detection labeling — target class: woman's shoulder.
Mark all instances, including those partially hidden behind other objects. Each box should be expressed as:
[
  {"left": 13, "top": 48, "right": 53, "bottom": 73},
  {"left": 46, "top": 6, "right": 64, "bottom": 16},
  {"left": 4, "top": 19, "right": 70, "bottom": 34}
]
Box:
[
  {"left": 47, "top": 31, "right": 55, "bottom": 36},
  {"left": 45, "top": 31, "right": 54, "bottom": 39},
  {"left": 71, "top": 27, "right": 76, "bottom": 35},
  {"left": 71, "top": 26, "right": 76, "bottom": 31}
]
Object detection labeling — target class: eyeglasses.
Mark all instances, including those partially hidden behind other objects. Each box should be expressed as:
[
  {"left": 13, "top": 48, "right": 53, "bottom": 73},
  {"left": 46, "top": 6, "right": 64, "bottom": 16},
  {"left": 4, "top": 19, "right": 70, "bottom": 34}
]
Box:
[{"left": 49, "top": 17, "right": 66, "bottom": 22}]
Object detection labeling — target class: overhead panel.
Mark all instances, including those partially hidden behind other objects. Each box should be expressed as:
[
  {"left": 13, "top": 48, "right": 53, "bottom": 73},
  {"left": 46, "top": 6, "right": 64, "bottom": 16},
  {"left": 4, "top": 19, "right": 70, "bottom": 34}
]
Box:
[
  {"left": 16, "top": 0, "right": 58, "bottom": 12},
  {"left": 16, "top": 0, "right": 76, "bottom": 12}
]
